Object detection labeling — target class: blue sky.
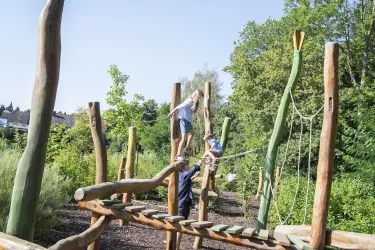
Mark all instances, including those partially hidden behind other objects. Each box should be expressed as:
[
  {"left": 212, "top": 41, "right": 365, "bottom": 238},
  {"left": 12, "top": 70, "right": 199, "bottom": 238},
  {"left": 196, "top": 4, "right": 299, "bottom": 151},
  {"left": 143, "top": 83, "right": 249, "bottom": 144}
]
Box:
[{"left": 0, "top": 1, "right": 283, "bottom": 113}]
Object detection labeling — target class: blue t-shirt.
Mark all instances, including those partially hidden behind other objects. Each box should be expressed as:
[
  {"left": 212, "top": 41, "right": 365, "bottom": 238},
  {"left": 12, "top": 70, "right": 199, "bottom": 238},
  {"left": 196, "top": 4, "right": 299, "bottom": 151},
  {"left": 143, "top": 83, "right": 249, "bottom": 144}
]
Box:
[
  {"left": 178, "top": 164, "right": 200, "bottom": 206},
  {"left": 208, "top": 138, "right": 223, "bottom": 153},
  {"left": 176, "top": 98, "right": 193, "bottom": 122}
]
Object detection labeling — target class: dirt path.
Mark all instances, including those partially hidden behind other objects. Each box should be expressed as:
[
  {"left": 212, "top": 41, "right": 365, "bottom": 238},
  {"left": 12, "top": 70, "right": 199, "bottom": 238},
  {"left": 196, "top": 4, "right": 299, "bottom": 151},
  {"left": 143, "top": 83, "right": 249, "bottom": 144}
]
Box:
[{"left": 35, "top": 192, "right": 259, "bottom": 250}]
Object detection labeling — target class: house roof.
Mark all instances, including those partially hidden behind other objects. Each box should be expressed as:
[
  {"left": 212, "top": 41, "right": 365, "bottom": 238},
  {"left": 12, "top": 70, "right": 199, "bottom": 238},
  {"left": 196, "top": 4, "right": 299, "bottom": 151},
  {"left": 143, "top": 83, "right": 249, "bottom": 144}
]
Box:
[
  {"left": 0, "top": 111, "right": 29, "bottom": 124},
  {"left": 0, "top": 111, "right": 75, "bottom": 128},
  {"left": 51, "top": 113, "right": 75, "bottom": 128}
]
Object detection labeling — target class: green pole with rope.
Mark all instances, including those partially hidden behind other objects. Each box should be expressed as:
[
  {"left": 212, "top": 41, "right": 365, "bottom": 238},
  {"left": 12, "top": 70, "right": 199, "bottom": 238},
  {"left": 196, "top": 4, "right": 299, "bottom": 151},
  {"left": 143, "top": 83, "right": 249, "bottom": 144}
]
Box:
[{"left": 256, "top": 30, "right": 305, "bottom": 231}]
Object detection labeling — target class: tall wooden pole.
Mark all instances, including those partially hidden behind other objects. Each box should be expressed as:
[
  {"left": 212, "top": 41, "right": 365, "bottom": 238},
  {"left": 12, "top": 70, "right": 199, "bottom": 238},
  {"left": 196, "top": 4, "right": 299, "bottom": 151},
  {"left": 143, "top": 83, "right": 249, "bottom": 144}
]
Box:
[
  {"left": 210, "top": 117, "right": 231, "bottom": 191},
  {"left": 6, "top": 0, "right": 65, "bottom": 241},
  {"left": 119, "top": 127, "right": 136, "bottom": 226},
  {"left": 166, "top": 83, "right": 181, "bottom": 250},
  {"left": 194, "top": 81, "right": 212, "bottom": 249},
  {"left": 310, "top": 42, "right": 339, "bottom": 250},
  {"left": 256, "top": 30, "right": 305, "bottom": 231},
  {"left": 87, "top": 102, "right": 108, "bottom": 250}
]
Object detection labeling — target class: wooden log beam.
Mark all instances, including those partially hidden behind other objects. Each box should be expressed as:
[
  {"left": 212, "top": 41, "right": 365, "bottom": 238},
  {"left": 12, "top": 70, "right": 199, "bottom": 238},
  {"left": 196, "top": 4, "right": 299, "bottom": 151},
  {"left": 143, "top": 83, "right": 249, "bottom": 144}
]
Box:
[
  {"left": 275, "top": 225, "right": 375, "bottom": 250},
  {"left": 77, "top": 203, "right": 294, "bottom": 250},
  {"left": 74, "top": 160, "right": 187, "bottom": 201},
  {"left": 48, "top": 216, "right": 113, "bottom": 250},
  {"left": 0, "top": 232, "right": 46, "bottom": 250},
  {"left": 310, "top": 42, "right": 339, "bottom": 250},
  {"left": 257, "top": 30, "right": 304, "bottom": 231},
  {"left": 167, "top": 82, "right": 181, "bottom": 250},
  {"left": 125, "top": 213, "right": 293, "bottom": 250},
  {"left": 194, "top": 81, "right": 212, "bottom": 249},
  {"left": 87, "top": 102, "right": 108, "bottom": 250},
  {"left": 6, "top": 0, "right": 65, "bottom": 241},
  {"left": 118, "top": 157, "right": 126, "bottom": 181}
]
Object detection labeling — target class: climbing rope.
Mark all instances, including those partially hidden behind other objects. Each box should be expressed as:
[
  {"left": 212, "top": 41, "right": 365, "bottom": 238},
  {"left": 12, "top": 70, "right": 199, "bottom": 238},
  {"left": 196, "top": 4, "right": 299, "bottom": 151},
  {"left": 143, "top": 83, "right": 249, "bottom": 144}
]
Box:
[{"left": 270, "top": 90, "right": 323, "bottom": 225}]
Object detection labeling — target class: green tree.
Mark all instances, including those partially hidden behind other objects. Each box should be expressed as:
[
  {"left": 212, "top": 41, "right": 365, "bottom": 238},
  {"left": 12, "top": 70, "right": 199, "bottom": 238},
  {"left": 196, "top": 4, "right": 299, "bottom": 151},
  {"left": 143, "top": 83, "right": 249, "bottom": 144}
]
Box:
[
  {"left": 139, "top": 102, "right": 171, "bottom": 154},
  {"left": 104, "top": 65, "right": 146, "bottom": 148}
]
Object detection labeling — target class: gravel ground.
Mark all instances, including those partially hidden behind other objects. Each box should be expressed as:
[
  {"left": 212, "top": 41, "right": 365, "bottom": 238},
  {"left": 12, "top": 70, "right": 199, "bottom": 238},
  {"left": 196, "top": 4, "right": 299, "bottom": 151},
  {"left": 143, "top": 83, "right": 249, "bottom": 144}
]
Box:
[{"left": 35, "top": 192, "right": 260, "bottom": 250}]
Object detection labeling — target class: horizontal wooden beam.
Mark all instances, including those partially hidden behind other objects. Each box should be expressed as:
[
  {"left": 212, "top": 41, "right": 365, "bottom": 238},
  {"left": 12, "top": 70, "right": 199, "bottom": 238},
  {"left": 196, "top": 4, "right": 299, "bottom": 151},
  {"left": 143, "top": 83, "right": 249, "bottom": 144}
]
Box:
[
  {"left": 161, "top": 180, "right": 218, "bottom": 197},
  {"left": 49, "top": 216, "right": 113, "bottom": 250},
  {"left": 78, "top": 201, "right": 293, "bottom": 250},
  {"left": 0, "top": 232, "right": 46, "bottom": 250},
  {"left": 275, "top": 225, "right": 375, "bottom": 250},
  {"left": 75, "top": 160, "right": 187, "bottom": 201}
]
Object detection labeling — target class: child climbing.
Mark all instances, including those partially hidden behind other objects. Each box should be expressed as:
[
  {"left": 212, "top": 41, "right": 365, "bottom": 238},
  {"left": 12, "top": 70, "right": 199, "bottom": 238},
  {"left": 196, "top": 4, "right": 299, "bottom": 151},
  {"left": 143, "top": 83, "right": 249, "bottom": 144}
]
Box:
[
  {"left": 168, "top": 89, "right": 204, "bottom": 159},
  {"left": 176, "top": 153, "right": 207, "bottom": 249},
  {"left": 203, "top": 133, "right": 223, "bottom": 171}
]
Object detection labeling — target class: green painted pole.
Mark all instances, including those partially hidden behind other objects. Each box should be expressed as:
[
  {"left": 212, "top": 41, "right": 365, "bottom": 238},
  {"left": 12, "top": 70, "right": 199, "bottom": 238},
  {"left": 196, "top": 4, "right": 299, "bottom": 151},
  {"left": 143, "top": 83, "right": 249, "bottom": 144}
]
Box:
[
  {"left": 6, "top": 0, "right": 64, "bottom": 241},
  {"left": 220, "top": 117, "right": 231, "bottom": 153},
  {"left": 256, "top": 30, "right": 305, "bottom": 231}
]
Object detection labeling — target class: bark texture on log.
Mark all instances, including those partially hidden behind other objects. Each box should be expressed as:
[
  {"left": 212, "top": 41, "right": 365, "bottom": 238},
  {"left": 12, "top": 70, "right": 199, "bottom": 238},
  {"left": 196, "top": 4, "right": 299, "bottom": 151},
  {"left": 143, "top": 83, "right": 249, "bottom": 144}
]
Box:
[
  {"left": 0, "top": 232, "right": 46, "bottom": 250},
  {"left": 276, "top": 225, "right": 374, "bottom": 250},
  {"left": 6, "top": 0, "right": 64, "bottom": 241},
  {"left": 49, "top": 216, "right": 113, "bottom": 250},
  {"left": 310, "top": 42, "right": 339, "bottom": 250},
  {"left": 167, "top": 83, "right": 181, "bottom": 250},
  {"left": 75, "top": 161, "right": 187, "bottom": 201}
]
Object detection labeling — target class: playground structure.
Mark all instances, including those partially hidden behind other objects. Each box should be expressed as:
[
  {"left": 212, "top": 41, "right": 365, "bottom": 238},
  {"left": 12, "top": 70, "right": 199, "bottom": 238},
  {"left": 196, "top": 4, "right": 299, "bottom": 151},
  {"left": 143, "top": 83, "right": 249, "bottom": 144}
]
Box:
[{"left": 1, "top": 0, "right": 375, "bottom": 250}]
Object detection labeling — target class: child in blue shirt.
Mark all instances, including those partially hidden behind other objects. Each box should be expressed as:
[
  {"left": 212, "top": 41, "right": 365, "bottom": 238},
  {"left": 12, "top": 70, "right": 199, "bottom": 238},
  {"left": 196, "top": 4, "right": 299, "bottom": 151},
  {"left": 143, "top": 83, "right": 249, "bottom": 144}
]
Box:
[
  {"left": 176, "top": 154, "right": 206, "bottom": 249},
  {"left": 203, "top": 134, "right": 223, "bottom": 172},
  {"left": 168, "top": 90, "right": 204, "bottom": 159}
]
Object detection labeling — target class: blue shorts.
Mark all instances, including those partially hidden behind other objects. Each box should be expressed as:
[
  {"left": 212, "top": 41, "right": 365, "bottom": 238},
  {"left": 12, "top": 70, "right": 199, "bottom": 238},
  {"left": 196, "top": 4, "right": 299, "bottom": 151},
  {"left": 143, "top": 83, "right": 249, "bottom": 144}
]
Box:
[
  {"left": 178, "top": 199, "right": 192, "bottom": 219},
  {"left": 180, "top": 118, "right": 193, "bottom": 134}
]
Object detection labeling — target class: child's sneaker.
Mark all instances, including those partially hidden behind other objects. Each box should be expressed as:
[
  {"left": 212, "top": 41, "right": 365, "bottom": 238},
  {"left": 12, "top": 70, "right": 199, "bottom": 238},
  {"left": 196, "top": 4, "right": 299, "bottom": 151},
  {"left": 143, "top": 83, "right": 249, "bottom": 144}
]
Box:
[
  {"left": 183, "top": 147, "right": 192, "bottom": 156},
  {"left": 175, "top": 155, "right": 184, "bottom": 161}
]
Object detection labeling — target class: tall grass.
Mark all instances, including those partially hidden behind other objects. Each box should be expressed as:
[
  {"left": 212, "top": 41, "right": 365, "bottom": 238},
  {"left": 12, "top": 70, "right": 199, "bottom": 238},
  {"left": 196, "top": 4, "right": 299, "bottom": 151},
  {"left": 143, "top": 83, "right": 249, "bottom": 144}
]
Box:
[{"left": 0, "top": 141, "right": 72, "bottom": 236}]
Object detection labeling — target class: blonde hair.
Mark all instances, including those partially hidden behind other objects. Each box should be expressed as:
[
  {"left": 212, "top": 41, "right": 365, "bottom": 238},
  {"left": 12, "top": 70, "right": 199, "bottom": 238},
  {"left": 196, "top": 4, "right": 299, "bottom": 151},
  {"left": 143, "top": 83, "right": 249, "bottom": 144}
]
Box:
[{"left": 190, "top": 90, "right": 204, "bottom": 113}]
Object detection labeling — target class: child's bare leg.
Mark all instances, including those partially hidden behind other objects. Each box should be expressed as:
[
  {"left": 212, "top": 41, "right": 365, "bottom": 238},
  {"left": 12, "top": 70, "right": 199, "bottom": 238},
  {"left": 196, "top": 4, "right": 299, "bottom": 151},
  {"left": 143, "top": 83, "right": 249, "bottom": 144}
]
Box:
[
  {"left": 177, "top": 133, "right": 187, "bottom": 156},
  {"left": 186, "top": 129, "right": 195, "bottom": 149},
  {"left": 205, "top": 151, "right": 217, "bottom": 172}
]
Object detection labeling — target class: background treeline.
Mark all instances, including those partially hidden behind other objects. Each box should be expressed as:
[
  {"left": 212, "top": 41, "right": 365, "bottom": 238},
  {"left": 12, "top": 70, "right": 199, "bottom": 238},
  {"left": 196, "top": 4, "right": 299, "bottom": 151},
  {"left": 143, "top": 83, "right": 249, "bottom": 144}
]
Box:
[{"left": 1, "top": 0, "right": 374, "bottom": 235}]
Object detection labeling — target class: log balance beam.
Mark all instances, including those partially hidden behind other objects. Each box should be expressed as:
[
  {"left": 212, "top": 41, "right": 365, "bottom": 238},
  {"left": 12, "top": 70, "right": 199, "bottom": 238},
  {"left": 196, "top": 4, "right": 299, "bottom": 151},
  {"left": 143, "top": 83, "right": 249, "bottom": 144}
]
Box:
[
  {"left": 275, "top": 225, "right": 375, "bottom": 250},
  {"left": 78, "top": 201, "right": 295, "bottom": 250},
  {"left": 74, "top": 160, "right": 188, "bottom": 201}
]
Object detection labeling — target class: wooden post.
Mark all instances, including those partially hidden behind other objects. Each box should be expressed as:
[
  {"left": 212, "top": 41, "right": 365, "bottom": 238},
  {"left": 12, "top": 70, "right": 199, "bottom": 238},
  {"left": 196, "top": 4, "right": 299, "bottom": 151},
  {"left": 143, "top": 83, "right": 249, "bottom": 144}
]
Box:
[
  {"left": 166, "top": 83, "right": 181, "bottom": 250},
  {"left": 255, "top": 168, "right": 263, "bottom": 200},
  {"left": 209, "top": 117, "right": 231, "bottom": 191},
  {"left": 220, "top": 117, "right": 231, "bottom": 152},
  {"left": 310, "top": 42, "right": 339, "bottom": 250},
  {"left": 274, "top": 167, "right": 281, "bottom": 199},
  {"left": 87, "top": 102, "right": 108, "bottom": 250},
  {"left": 6, "top": 0, "right": 64, "bottom": 241},
  {"left": 118, "top": 157, "right": 126, "bottom": 181},
  {"left": 194, "top": 81, "right": 212, "bottom": 249},
  {"left": 119, "top": 127, "right": 136, "bottom": 226},
  {"left": 256, "top": 30, "right": 304, "bottom": 231}
]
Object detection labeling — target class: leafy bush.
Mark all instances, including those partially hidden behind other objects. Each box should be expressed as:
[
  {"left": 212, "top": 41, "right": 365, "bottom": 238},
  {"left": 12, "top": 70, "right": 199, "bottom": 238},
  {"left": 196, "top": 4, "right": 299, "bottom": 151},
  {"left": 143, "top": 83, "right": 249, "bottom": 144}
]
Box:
[
  {"left": 268, "top": 175, "right": 375, "bottom": 234},
  {"left": 0, "top": 145, "right": 72, "bottom": 236}
]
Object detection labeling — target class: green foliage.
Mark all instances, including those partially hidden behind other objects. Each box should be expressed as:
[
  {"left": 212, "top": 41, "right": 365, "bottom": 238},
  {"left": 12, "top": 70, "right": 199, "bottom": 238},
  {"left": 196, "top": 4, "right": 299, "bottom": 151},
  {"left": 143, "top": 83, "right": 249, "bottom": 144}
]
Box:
[
  {"left": 0, "top": 143, "right": 71, "bottom": 236},
  {"left": 269, "top": 175, "right": 375, "bottom": 234},
  {"left": 104, "top": 65, "right": 146, "bottom": 145},
  {"left": 139, "top": 103, "right": 171, "bottom": 154}
]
